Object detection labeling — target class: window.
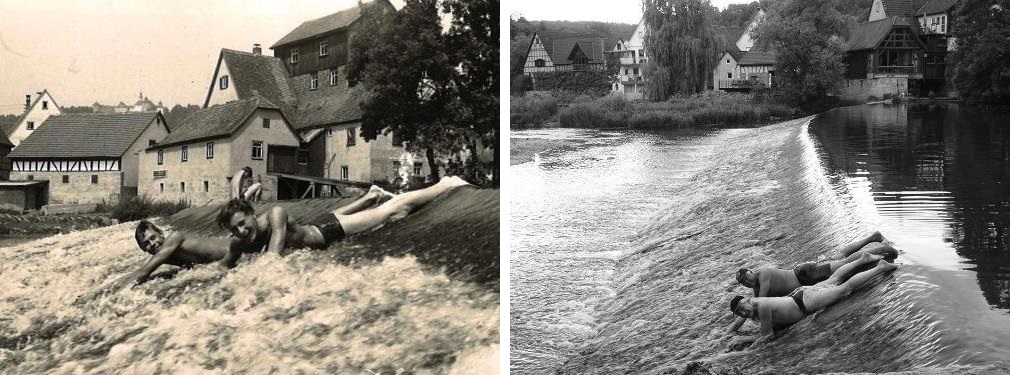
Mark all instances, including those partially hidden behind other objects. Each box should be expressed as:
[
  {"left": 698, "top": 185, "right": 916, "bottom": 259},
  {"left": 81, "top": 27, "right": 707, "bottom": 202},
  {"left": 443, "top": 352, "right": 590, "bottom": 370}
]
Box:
[
  {"left": 392, "top": 132, "right": 403, "bottom": 146},
  {"left": 534, "top": 59, "right": 546, "bottom": 67},
  {"left": 206, "top": 142, "right": 214, "bottom": 159},
  {"left": 204, "top": 181, "right": 209, "bottom": 192},
  {"left": 413, "top": 162, "right": 423, "bottom": 176},
  {"left": 728, "top": 73, "right": 733, "bottom": 79},
  {"left": 393, "top": 161, "right": 401, "bottom": 174},
  {"left": 633, "top": 68, "right": 639, "bottom": 75},
  {"left": 62, "top": 175, "right": 68, "bottom": 183},
  {"left": 639, "top": 49, "right": 645, "bottom": 58},
  {"left": 624, "top": 68, "right": 629, "bottom": 75},
  {"left": 181, "top": 182, "right": 186, "bottom": 192},
  {"left": 326, "top": 128, "right": 333, "bottom": 137},
  {"left": 26, "top": 121, "right": 34, "bottom": 130},
  {"left": 297, "top": 149, "right": 309, "bottom": 165},
  {"left": 330, "top": 69, "right": 338, "bottom": 86},
  {"left": 157, "top": 149, "right": 164, "bottom": 165},
  {"left": 340, "top": 166, "right": 349, "bottom": 180},
  {"left": 160, "top": 183, "right": 164, "bottom": 193},
  {"left": 149, "top": 139, "right": 156, "bottom": 147},
  {"left": 42, "top": 101, "right": 48, "bottom": 110},
  {"left": 91, "top": 175, "right": 98, "bottom": 184},
  {"left": 262, "top": 118, "right": 271, "bottom": 128},
  {"left": 219, "top": 75, "right": 229, "bottom": 90},
  {"left": 310, "top": 72, "right": 318, "bottom": 89},
  {"left": 252, "top": 141, "right": 264, "bottom": 160},
  {"left": 181, "top": 145, "right": 188, "bottom": 162},
  {"left": 290, "top": 48, "right": 300, "bottom": 63},
  {"left": 727, "top": 59, "right": 730, "bottom": 64},
  {"left": 346, "top": 128, "right": 356, "bottom": 146},
  {"left": 319, "top": 41, "right": 329, "bottom": 56}
]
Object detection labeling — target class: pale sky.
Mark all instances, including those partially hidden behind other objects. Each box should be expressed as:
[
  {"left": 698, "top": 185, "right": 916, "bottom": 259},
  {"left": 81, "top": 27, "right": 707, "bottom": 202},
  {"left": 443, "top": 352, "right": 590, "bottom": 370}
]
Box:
[
  {"left": 0, "top": 0, "right": 404, "bottom": 115},
  {"left": 509, "top": 0, "right": 758, "bottom": 24}
]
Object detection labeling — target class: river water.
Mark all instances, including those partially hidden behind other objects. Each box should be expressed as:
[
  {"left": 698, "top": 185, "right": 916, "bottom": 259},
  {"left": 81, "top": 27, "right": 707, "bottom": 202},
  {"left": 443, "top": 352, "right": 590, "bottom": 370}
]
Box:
[{"left": 510, "top": 103, "right": 1010, "bottom": 374}]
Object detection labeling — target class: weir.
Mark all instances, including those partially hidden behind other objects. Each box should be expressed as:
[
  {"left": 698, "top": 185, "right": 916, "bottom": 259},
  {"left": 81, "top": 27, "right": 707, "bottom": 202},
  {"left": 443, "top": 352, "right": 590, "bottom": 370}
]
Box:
[{"left": 0, "top": 187, "right": 499, "bottom": 373}]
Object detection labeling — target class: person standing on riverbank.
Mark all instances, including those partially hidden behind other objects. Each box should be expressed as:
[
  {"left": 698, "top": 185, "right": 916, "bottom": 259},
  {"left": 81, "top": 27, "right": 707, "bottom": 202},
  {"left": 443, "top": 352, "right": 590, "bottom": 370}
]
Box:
[{"left": 231, "top": 167, "right": 262, "bottom": 201}]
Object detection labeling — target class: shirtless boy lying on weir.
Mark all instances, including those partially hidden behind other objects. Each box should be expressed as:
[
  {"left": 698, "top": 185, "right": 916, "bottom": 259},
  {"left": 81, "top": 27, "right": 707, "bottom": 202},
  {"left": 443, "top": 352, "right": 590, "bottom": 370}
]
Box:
[
  {"left": 728, "top": 252, "right": 899, "bottom": 346},
  {"left": 726, "top": 231, "right": 897, "bottom": 333},
  {"left": 217, "top": 175, "right": 471, "bottom": 256},
  {"left": 105, "top": 177, "right": 469, "bottom": 292}
]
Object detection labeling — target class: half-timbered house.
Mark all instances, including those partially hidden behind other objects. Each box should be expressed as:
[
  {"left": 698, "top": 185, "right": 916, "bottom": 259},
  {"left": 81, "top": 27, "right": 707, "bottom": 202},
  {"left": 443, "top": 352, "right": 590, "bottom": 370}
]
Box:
[
  {"left": 523, "top": 31, "right": 609, "bottom": 74},
  {"left": 8, "top": 112, "right": 169, "bottom": 205},
  {"left": 712, "top": 9, "right": 775, "bottom": 92}
]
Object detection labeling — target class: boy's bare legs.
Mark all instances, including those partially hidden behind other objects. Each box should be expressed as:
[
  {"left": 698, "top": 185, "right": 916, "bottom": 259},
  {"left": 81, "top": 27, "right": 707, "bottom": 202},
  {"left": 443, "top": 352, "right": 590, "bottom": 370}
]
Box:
[
  {"left": 805, "top": 258, "right": 898, "bottom": 311},
  {"left": 823, "top": 252, "right": 884, "bottom": 286},
  {"left": 835, "top": 231, "right": 886, "bottom": 258},
  {"left": 336, "top": 176, "right": 470, "bottom": 235},
  {"left": 332, "top": 186, "right": 394, "bottom": 216}
]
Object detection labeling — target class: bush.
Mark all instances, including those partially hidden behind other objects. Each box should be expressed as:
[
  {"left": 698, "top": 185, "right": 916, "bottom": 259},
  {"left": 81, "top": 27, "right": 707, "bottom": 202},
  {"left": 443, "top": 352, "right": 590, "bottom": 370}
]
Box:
[
  {"left": 558, "top": 95, "right": 632, "bottom": 128},
  {"left": 109, "top": 196, "right": 190, "bottom": 222},
  {"left": 510, "top": 92, "right": 559, "bottom": 128}
]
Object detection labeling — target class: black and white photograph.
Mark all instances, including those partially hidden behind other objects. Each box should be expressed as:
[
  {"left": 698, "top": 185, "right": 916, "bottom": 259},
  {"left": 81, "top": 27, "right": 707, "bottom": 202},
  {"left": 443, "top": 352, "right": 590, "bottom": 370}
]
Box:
[
  {"left": 510, "top": 0, "right": 1010, "bottom": 373},
  {"left": 0, "top": 0, "right": 499, "bottom": 373}
]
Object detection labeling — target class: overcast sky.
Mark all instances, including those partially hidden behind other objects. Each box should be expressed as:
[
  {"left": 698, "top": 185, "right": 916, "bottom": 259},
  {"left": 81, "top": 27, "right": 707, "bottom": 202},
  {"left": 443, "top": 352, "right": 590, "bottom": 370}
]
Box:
[
  {"left": 0, "top": 0, "right": 404, "bottom": 115},
  {"left": 509, "top": 0, "right": 758, "bottom": 24}
]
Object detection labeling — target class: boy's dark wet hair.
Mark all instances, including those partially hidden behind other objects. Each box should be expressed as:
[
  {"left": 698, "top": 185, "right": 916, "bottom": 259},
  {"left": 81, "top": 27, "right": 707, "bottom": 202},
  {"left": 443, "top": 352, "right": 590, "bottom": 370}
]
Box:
[
  {"left": 217, "top": 198, "right": 255, "bottom": 228},
  {"left": 242, "top": 166, "right": 253, "bottom": 176},
  {"left": 736, "top": 268, "right": 751, "bottom": 284},
  {"left": 135, "top": 220, "right": 162, "bottom": 246},
  {"left": 730, "top": 295, "right": 745, "bottom": 314}
]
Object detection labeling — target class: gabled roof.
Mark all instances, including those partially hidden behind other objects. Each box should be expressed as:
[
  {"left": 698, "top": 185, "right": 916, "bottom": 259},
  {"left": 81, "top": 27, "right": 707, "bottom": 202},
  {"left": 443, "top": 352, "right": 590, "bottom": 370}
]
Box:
[
  {"left": 204, "top": 49, "right": 297, "bottom": 109},
  {"left": 737, "top": 49, "right": 776, "bottom": 66},
  {"left": 917, "top": 0, "right": 958, "bottom": 15},
  {"left": 154, "top": 97, "right": 276, "bottom": 149},
  {"left": 286, "top": 76, "right": 369, "bottom": 130},
  {"left": 844, "top": 16, "right": 923, "bottom": 51},
  {"left": 271, "top": 0, "right": 392, "bottom": 49},
  {"left": 9, "top": 112, "right": 162, "bottom": 159},
  {"left": 7, "top": 89, "right": 59, "bottom": 136},
  {"left": 881, "top": 0, "right": 930, "bottom": 17},
  {"left": 536, "top": 31, "right": 607, "bottom": 65}
]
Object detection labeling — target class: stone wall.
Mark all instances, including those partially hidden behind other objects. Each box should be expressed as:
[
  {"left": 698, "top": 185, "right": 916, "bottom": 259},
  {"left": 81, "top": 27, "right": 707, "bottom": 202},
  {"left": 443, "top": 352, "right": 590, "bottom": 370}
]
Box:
[
  {"left": 838, "top": 77, "right": 909, "bottom": 102},
  {"left": 11, "top": 171, "right": 122, "bottom": 204},
  {"left": 139, "top": 140, "right": 235, "bottom": 205}
]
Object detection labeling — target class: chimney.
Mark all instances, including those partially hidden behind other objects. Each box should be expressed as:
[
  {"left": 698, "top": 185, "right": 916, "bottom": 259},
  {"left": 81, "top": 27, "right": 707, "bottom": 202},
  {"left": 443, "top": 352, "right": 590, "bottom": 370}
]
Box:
[
  {"left": 24, "top": 95, "right": 31, "bottom": 112},
  {"left": 253, "top": 43, "right": 262, "bottom": 56}
]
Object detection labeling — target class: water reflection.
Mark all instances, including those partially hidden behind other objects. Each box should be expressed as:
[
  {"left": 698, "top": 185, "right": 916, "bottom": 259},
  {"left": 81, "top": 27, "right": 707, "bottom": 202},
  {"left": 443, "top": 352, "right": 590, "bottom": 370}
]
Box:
[{"left": 811, "top": 103, "right": 1010, "bottom": 309}]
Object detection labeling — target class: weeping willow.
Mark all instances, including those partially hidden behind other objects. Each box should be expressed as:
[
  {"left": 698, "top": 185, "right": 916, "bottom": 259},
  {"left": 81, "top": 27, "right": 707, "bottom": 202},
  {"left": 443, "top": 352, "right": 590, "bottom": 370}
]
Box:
[{"left": 642, "top": 0, "right": 720, "bottom": 101}]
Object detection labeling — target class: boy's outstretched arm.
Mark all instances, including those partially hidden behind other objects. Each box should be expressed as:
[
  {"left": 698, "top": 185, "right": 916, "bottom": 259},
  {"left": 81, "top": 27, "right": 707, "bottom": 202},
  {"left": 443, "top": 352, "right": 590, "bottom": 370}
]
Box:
[
  {"left": 265, "top": 206, "right": 288, "bottom": 255},
  {"left": 105, "top": 233, "right": 183, "bottom": 293}
]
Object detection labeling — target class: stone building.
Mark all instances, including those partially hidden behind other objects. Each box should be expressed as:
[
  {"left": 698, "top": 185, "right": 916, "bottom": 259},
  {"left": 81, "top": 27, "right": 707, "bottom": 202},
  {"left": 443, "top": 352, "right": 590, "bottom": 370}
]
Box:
[
  {"left": 199, "top": 0, "right": 431, "bottom": 190},
  {"left": 610, "top": 20, "right": 647, "bottom": 99},
  {"left": 4, "top": 90, "right": 62, "bottom": 147},
  {"left": 712, "top": 9, "right": 777, "bottom": 91},
  {"left": 8, "top": 112, "right": 169, "bottom": 205},
  {"left": 140, "top": 97, "right": 300, "bottom": 204}
]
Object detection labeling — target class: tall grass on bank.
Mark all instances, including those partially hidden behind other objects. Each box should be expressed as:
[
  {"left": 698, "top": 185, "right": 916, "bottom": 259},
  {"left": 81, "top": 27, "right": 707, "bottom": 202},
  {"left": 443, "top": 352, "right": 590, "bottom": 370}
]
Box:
[
  {"left": 557, "top": 91, "right": 799, "bottom": 129},
  {"left": 101, "top": 196, "right": 191, "bottom": 222},
  {"left": 510, "top": 91, "right": 559, "bottom": 128}
]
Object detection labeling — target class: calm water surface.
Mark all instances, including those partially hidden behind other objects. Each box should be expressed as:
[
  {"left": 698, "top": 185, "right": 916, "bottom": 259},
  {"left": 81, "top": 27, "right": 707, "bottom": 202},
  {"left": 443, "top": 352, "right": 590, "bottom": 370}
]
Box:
[{"left": 511, "top": 104, "right": 1010, "bottom": 374}]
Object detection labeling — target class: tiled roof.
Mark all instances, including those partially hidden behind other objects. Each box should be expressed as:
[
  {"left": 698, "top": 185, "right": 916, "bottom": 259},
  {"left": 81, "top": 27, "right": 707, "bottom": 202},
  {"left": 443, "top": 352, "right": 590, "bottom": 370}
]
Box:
[
  {"left": 9, "top": 113, "right": 160, "bottom": 159},
  {"left": 917, "top": 0, "right": 958, "bottom": 15},
  {"left": 0, "top": 120, "right": 16, "bottom": 138},
  {"left": 271, "top": 0, "right": 392, "bottom": 48},
  {"left": 881, "top": 0, "right": 930, "bottom": 17},
  {"left": 6, "top": 89, "right": 59, "bottom": 137},
  {"left": 206, "top": 49, "right": 297, "bottom": 109},
  {"left": 844, "top": 17, "right": 923, "bottom": 51},
  {"left": 737, "top": 49, "right": 776, "bottom": 66},
  {"left": 154, "top": 97, "right": 272, "bottom": 149},
  {"left": 287, "top": 75, "right": 369, "bottom": 130},
  {"left": 538, "top": 31, "right": 607, "bottom": 65},
  {"left": 0, "top": 127, "right": 12, "bottom": 147}
]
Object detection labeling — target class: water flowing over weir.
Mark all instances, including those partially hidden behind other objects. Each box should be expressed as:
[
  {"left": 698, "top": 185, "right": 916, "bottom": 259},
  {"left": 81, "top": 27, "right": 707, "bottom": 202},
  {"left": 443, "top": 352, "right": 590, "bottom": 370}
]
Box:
[
  {"left": 512, "top": 110, "right": 1010, "bottom": 374},
  {"left": 0, "top": 187, "right": 498, "bottom": 373}
]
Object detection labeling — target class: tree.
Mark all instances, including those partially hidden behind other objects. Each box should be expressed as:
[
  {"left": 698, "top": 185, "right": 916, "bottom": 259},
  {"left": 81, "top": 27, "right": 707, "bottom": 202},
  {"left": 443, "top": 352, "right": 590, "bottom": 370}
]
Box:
[
  {"left": 947, "top": 0, "right": 1010, "bottom": 108},
  {"left": 349, "top": 0, "right": 498, "bottom": 184},
  {"left": 751, "top": 0, "right": 848, "bottom": 103},
  {"left": 642, "top": 0, "right": 721, "bottom": 100}
]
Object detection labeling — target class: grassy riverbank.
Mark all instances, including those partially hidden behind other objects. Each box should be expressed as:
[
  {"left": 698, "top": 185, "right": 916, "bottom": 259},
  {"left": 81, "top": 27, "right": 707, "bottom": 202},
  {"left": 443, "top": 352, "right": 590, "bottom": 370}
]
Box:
[{"left": 511, "top": 91, "right": 800, "bottom": 129}]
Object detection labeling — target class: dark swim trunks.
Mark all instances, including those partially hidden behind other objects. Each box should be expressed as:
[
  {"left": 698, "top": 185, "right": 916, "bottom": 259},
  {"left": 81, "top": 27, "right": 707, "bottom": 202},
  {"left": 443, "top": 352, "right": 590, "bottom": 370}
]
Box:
[
  {"left": 789, "top": 287, "right": 810, "bottom": 315},
  {"left": 311, "top": 214, "right": 346, "bottom": 245},
  {"left": 793, "top": 262, "right": 832, "bottom": 286}
]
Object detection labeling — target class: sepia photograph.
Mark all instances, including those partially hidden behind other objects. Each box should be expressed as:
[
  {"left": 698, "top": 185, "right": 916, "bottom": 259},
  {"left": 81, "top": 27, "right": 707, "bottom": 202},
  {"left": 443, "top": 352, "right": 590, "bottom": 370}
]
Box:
[
  {"left": 510, "top": 0, "right": 1010, "bottom": 374},
  {"left": 0, "top": 0, "right": 499, "bottom": 373}
]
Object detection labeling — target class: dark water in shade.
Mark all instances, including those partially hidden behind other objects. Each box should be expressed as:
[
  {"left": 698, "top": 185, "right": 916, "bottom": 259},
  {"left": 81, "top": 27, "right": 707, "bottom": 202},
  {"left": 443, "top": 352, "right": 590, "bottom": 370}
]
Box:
[
  {"left": 511, "top": 106, "right": 1010, "bottom": 374},
  {"left": 0, "top": 188, "right": 499, "bottom": 373}
]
